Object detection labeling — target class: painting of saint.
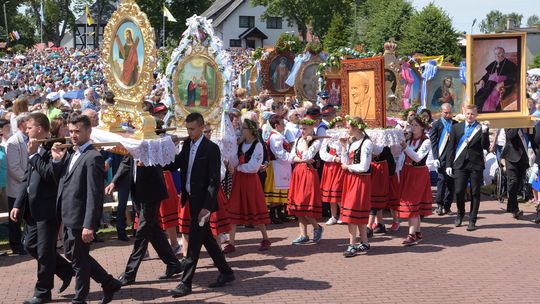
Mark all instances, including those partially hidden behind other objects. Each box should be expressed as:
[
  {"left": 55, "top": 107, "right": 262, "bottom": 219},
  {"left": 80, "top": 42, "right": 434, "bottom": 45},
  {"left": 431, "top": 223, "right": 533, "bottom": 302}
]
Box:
[
  {"left": 301, "top": 64, "right": 319, "bottom": 101},
  {"left": 348, "top": 71, "right": 376, "bottom": 120},
  {"left": 176, "top": 55, "right": 218, "bottom": 111},
  {"left": 326, "top": 79, "right": 341, "bottom": 106},
  {"left": 111, "top": 21, "right": 144, "bottom": 87},
  {"left": 270, "top": 56, "right": 292, "bottom": 92},
  {"left": 187, "top": 76, "right": 197, "bottom": 106}
]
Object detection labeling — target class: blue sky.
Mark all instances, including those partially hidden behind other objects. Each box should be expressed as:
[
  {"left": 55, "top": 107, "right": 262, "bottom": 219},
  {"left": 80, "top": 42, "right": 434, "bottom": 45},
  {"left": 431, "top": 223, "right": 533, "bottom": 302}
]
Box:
[{"left": 411, "top": 0, "right": 535, "bottom": 33}]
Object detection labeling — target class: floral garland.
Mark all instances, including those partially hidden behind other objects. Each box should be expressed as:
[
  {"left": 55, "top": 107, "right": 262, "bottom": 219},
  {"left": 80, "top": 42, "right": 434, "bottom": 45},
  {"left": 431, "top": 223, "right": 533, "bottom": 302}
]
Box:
[
  {"left": 316, "top": 47, "right": 376, "bottom": 77},
  {"left": 304, "top": 42, "right": 323, "bottom": 55},
  {"left": 345, "top": 115, "right": 367, "bottom": 130},
  {"left": 275, "top": 32, "right": 303, "bottom": 53},
  {"left": 328, "top": 116, "right": 344, "bottom": 129},
  {"left": 299, "top": 118, "right": 315, "bottom": 126}
]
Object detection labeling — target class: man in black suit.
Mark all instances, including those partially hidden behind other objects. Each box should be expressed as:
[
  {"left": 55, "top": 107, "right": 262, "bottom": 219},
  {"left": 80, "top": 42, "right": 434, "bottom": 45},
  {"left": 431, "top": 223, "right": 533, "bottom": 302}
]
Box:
[
  {"left": 169, "top": 113, "right": 234, "bottom": 297},
  {"left": 501, "top": 128, "right": 529, "bottom": 219},
  {"left": 52, "top": 114, "right": 121, "bottom": 304},
  {"left": 106, "top": 156, "right": 184, "bottom": 285},
  {"left": 429, "top": 103, "right": 456, "bottom": 215},
  {"left": 10, "top": 113, "right": 73, "bottom": 304},
  {"left": 446, "top": 105, "right": 490, "bottom": 231}
]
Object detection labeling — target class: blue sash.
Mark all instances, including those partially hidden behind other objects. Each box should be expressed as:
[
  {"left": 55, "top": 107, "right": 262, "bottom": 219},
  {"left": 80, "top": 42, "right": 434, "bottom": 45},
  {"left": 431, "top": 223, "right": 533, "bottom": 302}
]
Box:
[
  {"left": 438, "top": 118, "right": 452, "bottom": 152},
  {"left": 456, "top": 121, "right": 479, "bottom": 155}
]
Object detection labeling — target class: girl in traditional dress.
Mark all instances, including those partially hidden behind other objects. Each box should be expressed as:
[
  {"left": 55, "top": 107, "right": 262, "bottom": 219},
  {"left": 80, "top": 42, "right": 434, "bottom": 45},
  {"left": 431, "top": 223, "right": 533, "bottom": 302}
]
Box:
[
  {"left": 367, "top": 146, "right": 395, "bottom": 235},
  {"left": 398, "top": 116, "right": 433, "bottom": 246},
  {"left": 340, "top": 117, "right": 373, "bottom": 257},
  {"left": 288, "top": 118, "right": 324, "bottom": 244},
  {"left": 264, "top": 114, "right": 292, "bottom": 224},
  {"left": 224, "top": 119, "right": 271, "bottom": 253},
  {"left": 159, "top": 169, "right": 181, "bottom": 255},
  {"left": 320, "top": 116, "right": 346, "bottom": 225}
]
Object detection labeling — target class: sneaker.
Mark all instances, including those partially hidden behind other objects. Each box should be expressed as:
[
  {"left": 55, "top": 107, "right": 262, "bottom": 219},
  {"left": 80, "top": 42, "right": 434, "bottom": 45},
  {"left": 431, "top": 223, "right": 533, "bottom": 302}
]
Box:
[
  {"left": 366, "top": 227, "right": 374, "bottom": 238},
  {"left": 258, "top": 239, "right": 271, "bottom": 251},
  {"left": 343, "top": 245, "right": 358, "bottom": 257},
  {"left": 313, "top": 225, "right": 324, "bottom": 243},
  {"left": 373, "top": 223, "right": 387, "bottom": 234},
  {"left": 390, "top": 221, "right": 400, "bottom": 231},
  {"left": 292, "top": 235, "right": 310, "bottom": 245},
  {"left": 415, "top": 232, "right": 423, "bottom": 243},
  {"left": 356, "top": 242, "right": 370, "bottom": 253},
  {"left": 325, "top": 217, "right": 338, "bottom": 225},
  {"left": 337, "top": 219, "right": 343, "bottom": 224},
  {"left": 402, "top": 234, "right": 417, "bottom": 247},
  {"left": 222, "top": 244, "right": 236, "bottom": 254}
]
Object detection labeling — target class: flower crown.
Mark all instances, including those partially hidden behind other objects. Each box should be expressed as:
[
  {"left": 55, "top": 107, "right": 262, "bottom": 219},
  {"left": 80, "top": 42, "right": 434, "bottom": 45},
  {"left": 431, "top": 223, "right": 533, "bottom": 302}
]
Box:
[
  {"left": 345, "top": 115, "right": 367, "bottom": 130},
  {"left": 415, "top": 116, "right": 430, "bottom": 128},
  {"left": 328, "top": 116, "right": 344, "bottom": 129},
  {"left": 243, "top": 119, "right": 259, "bottom": 136},
  {"left": 299, "top": 118, "right": 315, "bottom": 126}
]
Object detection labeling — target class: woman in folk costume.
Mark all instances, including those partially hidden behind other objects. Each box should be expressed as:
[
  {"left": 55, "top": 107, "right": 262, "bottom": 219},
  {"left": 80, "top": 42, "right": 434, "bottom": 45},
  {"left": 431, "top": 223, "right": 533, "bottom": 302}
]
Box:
[
  {"left": 339, "top": 117, "right": 373, "bottom": 257},
  {"left": 264, "top": 114, "right": 293, "bottom": 224},
  {"left": 398, "top": 116, "right": 433, "bottom": 246},
  {"left": 159, "top": 169, "right": 182, "bottom": 255},
  {"left": 320, "top": 116, "right": 346, "bottom": 225},
  {"left": 288, "top": 118, "right": 324, "bottom": 244},
  {"left": 367, "top": 146, "right": 395, "bottom": 235},
  {"left": 224, "top": 119, "right": 271, "bottom": 253}
]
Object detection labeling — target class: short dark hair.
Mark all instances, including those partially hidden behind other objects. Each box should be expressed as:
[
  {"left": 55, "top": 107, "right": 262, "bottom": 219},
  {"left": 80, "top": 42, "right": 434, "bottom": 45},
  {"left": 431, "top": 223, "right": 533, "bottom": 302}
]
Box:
[
  {"left": 269, "top": 114, "right": 283, "bottom": 128},
  {"left": 68, "top": 113, "right": 92, "bottom": 130},
  {"left": 185, "top": 112, "right": 204, "bottom": 126},
  {"left": 28, "top": 112, "right": 50, "bottom": 132},
  {"left": 271, "top": 101, "right": 284, "bottom": 111},
  {"left": 0, "top": 118, "right": 10, "bottom": 128},
  {"left": 104, "top": 91, "right": 115, "bottom": 105}
]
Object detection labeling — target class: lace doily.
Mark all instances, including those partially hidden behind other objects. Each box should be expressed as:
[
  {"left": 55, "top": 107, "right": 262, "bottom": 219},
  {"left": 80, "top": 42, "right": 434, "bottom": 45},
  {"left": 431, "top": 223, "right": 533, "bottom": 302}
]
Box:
[{"left": 326, "top": 128, "right": 405, "bottom": 148}]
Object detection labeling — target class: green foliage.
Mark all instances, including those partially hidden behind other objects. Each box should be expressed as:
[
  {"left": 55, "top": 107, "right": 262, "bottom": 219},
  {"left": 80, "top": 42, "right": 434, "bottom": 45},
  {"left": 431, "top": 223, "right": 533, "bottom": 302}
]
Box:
[
  {"left": 12, "top": 14, "right": 37, "bottom": 47},
  {"left": 275, "top": 32, "right": 303, "bottom": 53},
  {"left": 316, "top": 47, "right": 375, "bottom": 77},
  {"left": 400, "top": 3, "right": 460, "bottom": 59},
  {"left": 308, "top": 0, "right": 354, "bottom": 40},
  {"left": 479, "top": 10, "right": 505, "bottom": 33},
  {"left": 527, "top": 15, "right": 540, "bottom": 26},
  {"left": 12, "top": 44, "right": 26, "bottom": 53},
  {"left": 324, "top": 13, "right": 349, "bottom": 53},
  {"left": 304, "top": 41, "right": 323, "bottom": 54},
  {"left": 531, "top": 52, "right": 540, "bottom": 69},
  {"left": 506, "top": 12, "right": 523, "bottom": 27}
]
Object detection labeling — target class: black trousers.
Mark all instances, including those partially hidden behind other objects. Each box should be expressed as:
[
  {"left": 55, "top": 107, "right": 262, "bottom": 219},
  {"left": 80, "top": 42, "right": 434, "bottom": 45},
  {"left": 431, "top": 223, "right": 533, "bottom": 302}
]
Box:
[
  {"left": 123, "top": 201, "right": 180, "bottom": 279},
  {"left": 436, "top": 168, "right": 455, "bottom": 211},
  {"left": 24, "top": 219, "right": 73, "bottom": 299},
  {"left": 454, "top": 168, "right": 482, "bottom": 222},
  {"left": 181, "top": 209, "right": 233, "bottom": 288},
  {"left": 63, "top": 227, "right": 116, "bottom": 304},
  {"left": 505, "top": 160, "right": 527, "bottom": 214},
  {"left": 8, "top": 196, "right": 23, "bottom": 252}
]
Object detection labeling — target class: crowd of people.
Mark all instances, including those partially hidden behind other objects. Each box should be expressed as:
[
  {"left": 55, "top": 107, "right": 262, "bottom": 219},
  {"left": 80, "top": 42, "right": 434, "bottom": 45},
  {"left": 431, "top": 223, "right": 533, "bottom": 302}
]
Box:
[{"left": 2, "top": 46, "right": 540, "bottom": 304}]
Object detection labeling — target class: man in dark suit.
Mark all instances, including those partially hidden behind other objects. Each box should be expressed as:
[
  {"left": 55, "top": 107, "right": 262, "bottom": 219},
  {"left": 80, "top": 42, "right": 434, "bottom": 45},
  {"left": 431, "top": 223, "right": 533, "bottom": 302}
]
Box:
[
  {"left": 501, "top": 128, "right": 529, "bottom": 219},
  {"left": 106, "top": 156, "right": 184, "bottom": 285},
  {"left": 169, "top": 113, "right": 234, "bottom": 297},
  {"left": 10, "top": 113, "right": 73, "bottom": 304},
  {"left": 446, "top": 105, "right": 490, "bottom": 231},
  {"left": 52, "top": 114, "right": 121, "bottom": 304},
  {"left": 429, "top": 103, "right": 456, "bottom": 215}
]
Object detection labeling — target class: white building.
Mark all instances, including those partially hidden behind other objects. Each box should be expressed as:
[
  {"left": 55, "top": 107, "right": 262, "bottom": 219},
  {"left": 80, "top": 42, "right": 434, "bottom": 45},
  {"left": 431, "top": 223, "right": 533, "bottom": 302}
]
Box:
[{"left": 201, "top": 0, "right": 298, "bottom": 49}]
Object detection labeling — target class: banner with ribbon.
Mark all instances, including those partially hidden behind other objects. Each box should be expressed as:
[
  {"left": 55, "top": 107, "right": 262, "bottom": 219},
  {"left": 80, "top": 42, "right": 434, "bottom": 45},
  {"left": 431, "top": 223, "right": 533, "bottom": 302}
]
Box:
[
  {"left": 285, "top": 52, "right": 312, "bottom": 87},
  {"left": 421, "top": 60, "right": 438, "bottom": 107}
]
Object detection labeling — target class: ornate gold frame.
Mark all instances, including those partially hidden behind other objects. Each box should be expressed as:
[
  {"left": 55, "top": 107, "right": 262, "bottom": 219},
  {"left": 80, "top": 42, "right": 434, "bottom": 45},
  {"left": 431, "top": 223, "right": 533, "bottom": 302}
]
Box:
[
  {"left": 260, "top": 51, "right": 295, "bottom": 96},
  {"left": 100, "top": 0, "right": 157, "bottom": 139},
  {"left": 248, "top": 65, "right": 260, "bottom": 96},
  {"left": 426, "top": 66, "right": 466, "bottom": 115},
  {"left": 171, "top": 47, "right": 224, "bottom": 126},
  {"left": 294, "top": 56, "right": 323, "bottom": 101}
]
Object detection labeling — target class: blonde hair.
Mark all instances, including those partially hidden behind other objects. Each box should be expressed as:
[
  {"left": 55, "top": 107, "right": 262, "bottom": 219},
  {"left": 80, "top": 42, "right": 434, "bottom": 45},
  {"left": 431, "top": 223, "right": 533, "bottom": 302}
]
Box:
[{"left": 12, "top": 97, "right": 29, "bottom": 115}]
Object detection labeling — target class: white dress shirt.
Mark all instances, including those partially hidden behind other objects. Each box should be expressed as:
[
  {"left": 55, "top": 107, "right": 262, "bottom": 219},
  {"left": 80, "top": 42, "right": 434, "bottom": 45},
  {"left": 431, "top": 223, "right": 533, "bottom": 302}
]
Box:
[
  {"left": 69, "top": 140, "right": 92, "bottom": 173},
  {"left": 186, "top": 135, "right": 204, "bottom": 195}
]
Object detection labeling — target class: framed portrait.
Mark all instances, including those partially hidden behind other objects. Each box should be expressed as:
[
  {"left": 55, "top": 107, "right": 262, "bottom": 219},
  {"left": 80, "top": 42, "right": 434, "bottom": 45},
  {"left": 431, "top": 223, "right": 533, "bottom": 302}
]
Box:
[
  {"left": 427, "top": 66, "right": 466, "bottom": 114},
  {"left": 324, "top": 67, "right": 341, "bottom": 106},
  {"left": 467, "top": 32, "right": 530, "bottom": 127},
  {"left": 261, "top": 51, "right": 295, "bottom": 96},
  {"left": 102, "top": 1, "right": 156, "bottom": 105},
  {"left": 172, "top": 50, "right": 223, "bottom": 119},
  {"left": 340, "top": 57, "right": 386, "bottom": 128},
  {"left": 295, "top": 56, "right": 323, "bottom": 101}
]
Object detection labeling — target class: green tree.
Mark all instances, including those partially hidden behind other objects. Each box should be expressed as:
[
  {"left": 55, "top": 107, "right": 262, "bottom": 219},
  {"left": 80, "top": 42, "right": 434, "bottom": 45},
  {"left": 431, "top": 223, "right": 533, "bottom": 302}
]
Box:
[
  {"left": 527, "top": 14, "right": 539, "bottom": 26},
  {"left": 400, "top": 3, "right": 459, "bottom": 59},
  {"left": 531, "top": 52, "right": 540, "bottom": 69},
  {"left": 25, "top": 0, "right": 74, "bottom": 46},
  {"left": 308, "top": 0, "right": 354, "bottom": 40},
  {"left": 11, "top": 14, "right": 37, "bottom": 47},
  {"left": 505, "top": 12, "right": 523, "bottom": 28},
  {"left": 479, "top": 10, "right": 505, "bottom": 33},
  {"left": 168, "top": 0, "right": 213, "bottom": 43},
  {"left": 252, "top": 0, "right": 312, "bottom": 40},
  {"left": 324, "top": 13, "right": 349, "bottom": 52}
]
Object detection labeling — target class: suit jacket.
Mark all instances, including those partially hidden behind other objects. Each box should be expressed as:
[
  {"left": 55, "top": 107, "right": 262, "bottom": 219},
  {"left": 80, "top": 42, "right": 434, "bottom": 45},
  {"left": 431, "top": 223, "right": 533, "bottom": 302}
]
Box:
[
  {"left": 14, "top": 149, "right": 62, "bottom": 222},
  {"left": 111, "top": 156, "right": 168, "bottom": 205},
  {"left": 57, "top": 145, "right": 105, "bottom": 230},
  {"left": 429, "top": 118, "right": 456, "bottom": 168},
  {"left": 166, "top": 136, "right": 220, "bottom": 214},
  {"left": 6, "top": 131, "right": 28, "bottom": 198},
  {"left": 447, "top": 121, "right": 489, "bottom": 171},
  {"left": 501, "top": 128, "right": 529, "bottom": 165}
]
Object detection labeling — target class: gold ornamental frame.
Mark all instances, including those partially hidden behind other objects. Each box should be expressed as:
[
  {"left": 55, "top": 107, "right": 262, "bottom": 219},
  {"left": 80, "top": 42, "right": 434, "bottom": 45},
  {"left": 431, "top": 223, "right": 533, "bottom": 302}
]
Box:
[
  {"left": 100, "top": 0, "right": 157, "bottom": 139},
  {"left": 294, "top": 56, "right": 323, "bottom": 101},
  {"left": 248, "top": 65, "right": 260, "bottom": 96},
  {"left": 171, "top": 46, "right": 224, "bottom": 125}
]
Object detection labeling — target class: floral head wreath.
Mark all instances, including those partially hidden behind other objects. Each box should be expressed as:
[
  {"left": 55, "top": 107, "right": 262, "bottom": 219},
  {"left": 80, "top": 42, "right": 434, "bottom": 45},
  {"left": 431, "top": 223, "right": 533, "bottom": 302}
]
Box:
[
  {"left": 345, "top": 115, "right": 367, "bottom": 130},
  {"left": 299, "top": 118, "right": 315, "bottom": 126},
  {"left": 328, "top": 116, "right": 344, "bottom": 129},
  {"left": 243, "top": 118, "right": 259, "bottom": 137},
  {"left": 414, "top": 116, "right": 430, "bottom": 129}
]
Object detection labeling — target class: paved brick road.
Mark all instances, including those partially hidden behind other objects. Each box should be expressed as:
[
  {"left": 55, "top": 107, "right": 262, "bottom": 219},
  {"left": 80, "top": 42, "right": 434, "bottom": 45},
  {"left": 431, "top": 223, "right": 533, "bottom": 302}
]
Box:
[{"left": 1, "top": 199, "right": 539, "bottom": 304}]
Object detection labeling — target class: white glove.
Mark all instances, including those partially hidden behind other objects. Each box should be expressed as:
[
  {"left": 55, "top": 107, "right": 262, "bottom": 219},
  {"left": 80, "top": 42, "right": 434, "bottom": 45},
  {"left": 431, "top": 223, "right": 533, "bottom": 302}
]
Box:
[
  {"left": 481, "top": 122, "right": 489, "bottom": 133},
  {"left": 445, "top": 167, "right": 453, "bottom": 177},
  {"left": 432, "top": 159, "right": 440, "bottom": 169}
]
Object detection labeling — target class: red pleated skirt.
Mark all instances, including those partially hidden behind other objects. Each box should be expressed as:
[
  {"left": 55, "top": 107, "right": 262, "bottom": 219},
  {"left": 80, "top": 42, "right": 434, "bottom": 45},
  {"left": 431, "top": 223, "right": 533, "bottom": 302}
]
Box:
[
  {"left": 370, "top": 161, "right": 389, "bottom": 210},
  {"left": 398, "top": 164, "right": 433, "bottom": 218},
  {"left": 159, "top": 171, "right": 180, "bottom": 230},
  {"left": 340, "top": 172, "right": 371, "bottom": 225},
  {"left": 209, "top": 188, "right": 231, "bottom": 235},
  {"left": 288, "top": 163, "right": 322, "bottom": 218},
  {"left": 388, "top": 174, "right": 400, "bottom": 211},
  {"left": 320, "top": 162, "right": 345, "bottom": 203},
  {"left": 228, "top": 171, "right": 271, "bottom": 225},
  {"left": 177, "top": 197, "right": 191, "bottom": 234}
]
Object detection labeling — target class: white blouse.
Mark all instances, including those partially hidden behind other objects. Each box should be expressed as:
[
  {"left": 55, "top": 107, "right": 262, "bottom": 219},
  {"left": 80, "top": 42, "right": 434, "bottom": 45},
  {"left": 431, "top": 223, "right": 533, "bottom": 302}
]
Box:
[
  {"left": 230, "top": 141, "right": 264, "bottom": 174},
  {"left": 289, "top": 137, "right": 321, "bottom": 162},
  {"left": 269, "top": 132, "right": 291, "bottom": 162},
  {"left": 341, "top": 138, "right": 373, "bottom": 173},
  {"left": 319, "top": 138, "right": 343, "bottom": 162},
  {"left": 403, "top": 138, "right": 432, "bottom": 163}
]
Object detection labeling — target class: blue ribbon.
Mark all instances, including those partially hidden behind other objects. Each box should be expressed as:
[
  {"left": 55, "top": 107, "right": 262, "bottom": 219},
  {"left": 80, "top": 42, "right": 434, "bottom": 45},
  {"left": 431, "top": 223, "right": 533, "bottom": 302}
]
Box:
[
  {"left": 459, "top": 61, "right": 467, "bottom": 101},
  {"left": 286, "top": 52, "right": 311, "bottom": 86},
  {"left": 456, "top": 121, "right": 479, "bottom": 155},
  {"left": 438, "top": 118, "right": 452, "bottom": 151},
  {"left": 421, "top": 60, "right": 438, "bottom": 107}
]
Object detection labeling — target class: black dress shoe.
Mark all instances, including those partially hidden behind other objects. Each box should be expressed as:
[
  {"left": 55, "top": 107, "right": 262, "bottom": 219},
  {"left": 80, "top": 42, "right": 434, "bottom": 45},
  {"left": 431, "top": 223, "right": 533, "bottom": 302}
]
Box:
[
  {"left": 466, "top": 221, "right": 477, "bottom": 231},
  {"left": 513, "top": 210, "right": 523, "bottom": 219},
  {"left": 454, "top": 215, "right": 463, "bottom": 227},
  {"left": 93, "top": 237, "right": 105, "bottom": 243},
  {"left": 169, "top": 282, "right": 192, "bottom": 297},
  {"left": 58, "top": 275, "right": 73, "bottom": 293},
  {"left": 117, "top": 235, "right": 130, "bottom": 242},
  {"left": 99, "top": 279, "right": 122, "bottom": 304},
  {"left": 435, "top": 206, "right": 444, "bottom": 216},
  {"left": 159, "top": 262, "right": 184, "bottom": 279},
  {"left": 118, "top": 273, "right": 135, "bottom": 286},
  {"left": 23, "top": 296, "right": 51, "bottom": 304},
  {"left": 208, "top": 273, "right": 235, "bottom": 288}
]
